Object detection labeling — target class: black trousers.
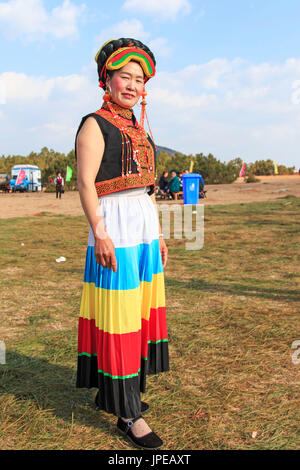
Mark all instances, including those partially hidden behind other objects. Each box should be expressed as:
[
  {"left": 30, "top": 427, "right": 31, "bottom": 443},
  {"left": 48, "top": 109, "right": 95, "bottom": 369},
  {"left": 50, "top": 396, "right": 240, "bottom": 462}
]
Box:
[{"left": 56, "top": 185, "right": 62, "bottom": 198}]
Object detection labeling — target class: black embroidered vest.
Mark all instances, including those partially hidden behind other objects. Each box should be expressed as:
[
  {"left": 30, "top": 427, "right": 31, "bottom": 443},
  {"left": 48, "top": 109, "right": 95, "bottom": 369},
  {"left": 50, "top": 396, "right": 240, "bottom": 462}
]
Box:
[{"left": 75, "top": 101, "right": 156, "bottom": 197}]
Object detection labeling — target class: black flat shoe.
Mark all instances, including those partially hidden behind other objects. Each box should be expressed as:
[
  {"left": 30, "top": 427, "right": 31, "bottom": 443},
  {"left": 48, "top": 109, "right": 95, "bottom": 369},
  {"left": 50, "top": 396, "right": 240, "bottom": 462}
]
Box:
[
  {"left": 95, "top": 391, "right": 149, "bottom": 414},
  {"left": 141, "top": 401, "right": 149, "bottom": 414},
  {"left": 117, "top": 415, "right": 163, "bottom": 450}
]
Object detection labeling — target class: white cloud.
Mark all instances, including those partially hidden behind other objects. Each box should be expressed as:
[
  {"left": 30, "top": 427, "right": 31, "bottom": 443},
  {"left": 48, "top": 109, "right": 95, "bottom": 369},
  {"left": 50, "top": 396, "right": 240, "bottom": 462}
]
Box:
[
  {"left": 94, "top": 20, "right": 171, "bottom": 61},
  {"left": 150, "top": 87, "right": 218, "bottom": 109},
  {"left": 95, "top": 19, "right": 149, "bottom": 48},
  {"left": 122, "top": 0, "right": 191, "bottom": 20},
  {"left": 0, "top": 72, "right": 90, "bottom": 101},
  {"left": 144, "top": 57, "right": 300, "bottom": 166},
  {"left": 0, "top": 0, "right": 85, "bottom": 41},
  {"left": 148, "top": 38, "right": 171, "bottom": 58},
  {"left": 0, "top": 78, "right": 6, "bottom": 104},
  {"left": 1, "top": 57, "right": 300, "bottom": 167},
  {"left": 27, "top": 122, "right": 77, "bottom": 135},
  {"left": 149, "top": 57, "right": 300, "bottom": 113},
  {"left": 0, "top": 70, "right": 99, "bottom": 154}
]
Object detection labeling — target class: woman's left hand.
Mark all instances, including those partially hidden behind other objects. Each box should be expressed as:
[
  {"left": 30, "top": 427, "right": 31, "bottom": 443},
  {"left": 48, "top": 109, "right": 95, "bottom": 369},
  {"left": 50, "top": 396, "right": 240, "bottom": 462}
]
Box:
[{"left": 159, "top": 237, "right": 168, "bottom": 268}]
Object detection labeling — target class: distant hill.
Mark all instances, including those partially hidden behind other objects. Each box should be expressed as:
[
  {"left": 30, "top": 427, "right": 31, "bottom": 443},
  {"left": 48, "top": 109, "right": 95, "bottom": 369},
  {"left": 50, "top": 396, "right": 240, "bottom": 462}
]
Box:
[{"left": 156, "top": 145, "right": 179, "bottom": 156}]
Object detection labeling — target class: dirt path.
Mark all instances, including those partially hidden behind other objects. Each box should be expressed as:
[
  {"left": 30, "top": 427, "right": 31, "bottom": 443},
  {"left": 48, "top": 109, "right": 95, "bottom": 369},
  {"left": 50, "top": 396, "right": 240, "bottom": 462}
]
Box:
[{"left": 0, "top": 175, "right": 299, "bottom": 219}]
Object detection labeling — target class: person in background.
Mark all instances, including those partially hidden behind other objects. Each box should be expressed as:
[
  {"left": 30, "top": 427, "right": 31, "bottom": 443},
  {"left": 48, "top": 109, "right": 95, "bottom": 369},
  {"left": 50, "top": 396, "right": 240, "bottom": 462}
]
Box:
[
  {"left": 179, "top": 169, "right": 189, "bottom": 191},
  {"left": 199, "top": 174, "right": 205, "bottom": 192},
  {"left": 158, "top": 171, "right": 169, "bottom": 198},
  {"left": 167, "top": 170, "right": 181, "bottom": 200},
  {"left": 54, "top": 171, "right": 64, "bottom": 199}
]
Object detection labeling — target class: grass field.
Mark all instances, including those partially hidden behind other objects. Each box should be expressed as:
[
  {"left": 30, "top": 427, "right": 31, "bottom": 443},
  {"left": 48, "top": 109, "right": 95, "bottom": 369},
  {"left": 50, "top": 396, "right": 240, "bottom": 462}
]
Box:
[{"left": 0, "top": 196, "right": 299, "bottom": 450}]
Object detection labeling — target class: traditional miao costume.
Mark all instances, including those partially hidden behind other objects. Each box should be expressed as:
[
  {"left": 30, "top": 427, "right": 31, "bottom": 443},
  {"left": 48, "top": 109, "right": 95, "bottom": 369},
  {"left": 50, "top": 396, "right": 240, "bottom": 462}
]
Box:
[{"left": 75, "top": 40, "right": 169, "bottom": 419}]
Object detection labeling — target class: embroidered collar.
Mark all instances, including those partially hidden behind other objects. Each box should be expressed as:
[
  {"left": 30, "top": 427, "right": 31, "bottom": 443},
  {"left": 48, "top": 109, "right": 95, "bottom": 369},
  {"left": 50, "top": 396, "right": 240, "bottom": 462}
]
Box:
[{"left": 101, "top": 100, "right": 136, "bottom": 123}]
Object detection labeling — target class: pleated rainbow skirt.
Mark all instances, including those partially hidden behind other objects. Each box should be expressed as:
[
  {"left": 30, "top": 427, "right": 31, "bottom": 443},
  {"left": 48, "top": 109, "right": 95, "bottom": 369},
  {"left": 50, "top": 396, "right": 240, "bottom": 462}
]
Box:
[{"left": 76, "top": 186, "right": 169, "bottom": 418}]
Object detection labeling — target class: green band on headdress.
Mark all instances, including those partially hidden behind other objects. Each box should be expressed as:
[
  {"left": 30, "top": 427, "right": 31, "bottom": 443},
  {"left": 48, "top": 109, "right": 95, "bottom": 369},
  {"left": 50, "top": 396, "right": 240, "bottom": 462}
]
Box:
[{"left": 105, "top": 47, "right": 155, "bottom": 78}]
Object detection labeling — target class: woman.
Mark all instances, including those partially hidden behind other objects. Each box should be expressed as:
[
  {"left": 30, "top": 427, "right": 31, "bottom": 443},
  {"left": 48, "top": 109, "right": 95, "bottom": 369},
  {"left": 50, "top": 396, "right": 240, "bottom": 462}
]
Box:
[
  {"left": 75, "top": 38, "right": 169, "bottom": 450},
  {"left": 158, "top": 170, "right": 169, "bottom": 198}
]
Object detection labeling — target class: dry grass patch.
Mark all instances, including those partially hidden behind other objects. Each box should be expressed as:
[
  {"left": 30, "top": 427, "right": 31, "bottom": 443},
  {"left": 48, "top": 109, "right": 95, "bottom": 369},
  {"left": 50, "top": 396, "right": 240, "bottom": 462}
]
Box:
[{"left": 0, "top": 197, "right": 299, "bottom": 449}]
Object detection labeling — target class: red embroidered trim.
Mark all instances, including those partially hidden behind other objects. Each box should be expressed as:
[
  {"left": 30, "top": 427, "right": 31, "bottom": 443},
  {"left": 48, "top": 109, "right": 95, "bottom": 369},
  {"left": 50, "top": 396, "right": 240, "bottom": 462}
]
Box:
[
  {"left": 95, "top": 177, "right": 154, "bottom": 197},
  {"left": 101, "top": 101, "right": 133, "bottom": 120},
  {"left": 93, "top": 105, "right": 156, "bottom": 196}
]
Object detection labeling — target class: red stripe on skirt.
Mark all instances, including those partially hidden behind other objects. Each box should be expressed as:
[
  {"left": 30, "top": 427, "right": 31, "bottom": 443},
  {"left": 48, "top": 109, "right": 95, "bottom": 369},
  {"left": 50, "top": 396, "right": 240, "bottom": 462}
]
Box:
[
  {"left": 141, "top": 306, "right": 168, "bottom": 358},
  {"left": 77, "top": 306, "right": 167, "bottom": 377},
  {"left": 78, "top": 317, "right": 141, "bottom": 377}
]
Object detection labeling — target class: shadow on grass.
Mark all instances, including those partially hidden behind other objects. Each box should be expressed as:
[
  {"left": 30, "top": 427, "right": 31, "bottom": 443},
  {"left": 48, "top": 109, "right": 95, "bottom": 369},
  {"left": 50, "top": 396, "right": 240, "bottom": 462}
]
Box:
[
  {"left": 165, "top": 277, "right": 300, "bottom": 302},
  {"left": 0, "top": 350, "right": 113, "bottom": 434}
]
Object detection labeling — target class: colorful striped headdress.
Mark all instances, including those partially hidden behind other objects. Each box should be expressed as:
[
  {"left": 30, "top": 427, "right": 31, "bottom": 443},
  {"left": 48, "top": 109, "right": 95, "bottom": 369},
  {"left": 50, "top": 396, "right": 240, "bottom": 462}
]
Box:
[{"left": 95, "top": 38, "right": 156, "bottom": 90}]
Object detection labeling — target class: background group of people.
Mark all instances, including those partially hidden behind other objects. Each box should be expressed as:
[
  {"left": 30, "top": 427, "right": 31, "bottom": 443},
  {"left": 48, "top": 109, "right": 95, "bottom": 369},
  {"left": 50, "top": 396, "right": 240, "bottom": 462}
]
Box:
[
  {"left": 158, "top": 169, "right": 196, "bottom": 200},
  {"left": 159, "top": 169, "right": 206, "bottom": 200}
]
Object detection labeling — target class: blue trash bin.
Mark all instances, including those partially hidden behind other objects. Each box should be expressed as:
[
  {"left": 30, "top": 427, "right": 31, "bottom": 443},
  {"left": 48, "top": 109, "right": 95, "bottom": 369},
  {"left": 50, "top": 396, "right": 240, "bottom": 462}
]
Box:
[{"left": 182, "top": 173, "right": 203, "bottom": 204}]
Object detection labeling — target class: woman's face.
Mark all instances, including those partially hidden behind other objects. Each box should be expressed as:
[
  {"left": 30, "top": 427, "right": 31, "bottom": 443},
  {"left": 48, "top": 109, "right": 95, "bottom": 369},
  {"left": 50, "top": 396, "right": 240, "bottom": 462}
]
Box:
[{"left": 106, "top": 61, "right": 145, "bottom": 108}]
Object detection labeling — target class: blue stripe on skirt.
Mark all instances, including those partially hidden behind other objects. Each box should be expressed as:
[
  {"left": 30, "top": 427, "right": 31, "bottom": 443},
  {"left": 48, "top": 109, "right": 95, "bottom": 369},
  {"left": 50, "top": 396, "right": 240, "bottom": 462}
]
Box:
[{"left": 84, "top": 238, "right": 163, "bottom": 290}]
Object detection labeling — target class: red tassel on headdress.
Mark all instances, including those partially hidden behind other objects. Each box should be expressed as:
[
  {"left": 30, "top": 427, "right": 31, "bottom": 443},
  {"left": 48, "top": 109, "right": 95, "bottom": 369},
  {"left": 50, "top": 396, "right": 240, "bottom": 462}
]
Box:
[
  {"left": 103, "top": 89, "right": 111, "bottom": 102},
  {"left": 140, "top": 90, "right": 156, "bottom": 151},
  {"left": 139, "top": 90, "right": 147, "bottom": 128},
  {"left": 145, "top": 106, "right": 155, "bottom": 150}
]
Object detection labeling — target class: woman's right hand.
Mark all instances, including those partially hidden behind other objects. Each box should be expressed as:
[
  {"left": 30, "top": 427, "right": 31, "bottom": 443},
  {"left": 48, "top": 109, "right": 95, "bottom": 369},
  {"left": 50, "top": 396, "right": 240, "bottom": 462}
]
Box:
[{"left": 94, "top": 236, "right": 118, "bottom": 273}]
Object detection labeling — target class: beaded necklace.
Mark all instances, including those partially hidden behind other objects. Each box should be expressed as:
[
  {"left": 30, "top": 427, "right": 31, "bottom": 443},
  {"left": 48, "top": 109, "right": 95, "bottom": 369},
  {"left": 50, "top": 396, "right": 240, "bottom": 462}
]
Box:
[{"left": 100, "top": 101, "right": 153, "bottom": 179}]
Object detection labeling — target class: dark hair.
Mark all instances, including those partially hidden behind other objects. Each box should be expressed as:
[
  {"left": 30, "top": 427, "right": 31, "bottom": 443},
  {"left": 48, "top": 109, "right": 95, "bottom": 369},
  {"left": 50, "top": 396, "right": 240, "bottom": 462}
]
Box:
[{"left": 96, "top": 38, "right": 156, "bottom": 90}]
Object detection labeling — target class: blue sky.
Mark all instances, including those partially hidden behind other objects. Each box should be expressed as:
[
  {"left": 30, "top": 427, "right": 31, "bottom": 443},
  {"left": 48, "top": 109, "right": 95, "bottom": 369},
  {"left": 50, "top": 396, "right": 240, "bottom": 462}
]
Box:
[{"left": 1, "top": 0, "right": 300, "bottom": 168}]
